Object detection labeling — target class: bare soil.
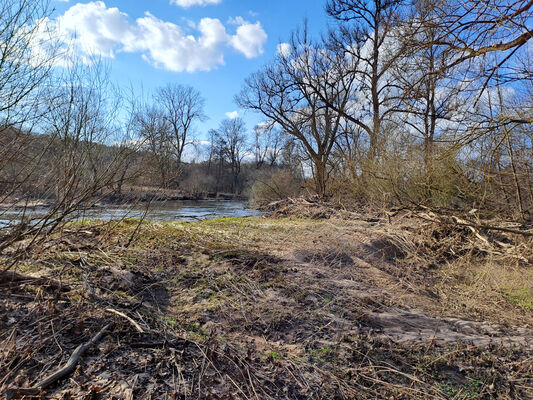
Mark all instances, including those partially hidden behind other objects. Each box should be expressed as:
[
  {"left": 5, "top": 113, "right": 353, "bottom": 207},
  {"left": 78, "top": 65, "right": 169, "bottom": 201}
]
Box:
[{"left": 1, "top": 210, "right": 532, "bottom": 399}]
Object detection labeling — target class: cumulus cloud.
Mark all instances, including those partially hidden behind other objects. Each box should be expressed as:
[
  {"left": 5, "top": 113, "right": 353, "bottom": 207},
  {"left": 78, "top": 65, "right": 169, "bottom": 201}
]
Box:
[
  {"left": 230, "top": 21, "right": 267, "bottom": 58},
  {"left": 53, "top": 2, "right": 134, "bottom": 59},
  {"left": 277, "top": 42, "right": 291, "bottom": 58},
  {"left": 170, "top": 0, "right": 221, "bottom": 8},
  {"left": 225, "top": 110, "right": 239, "bottom": 119},
  {"left": 41, "top": 1, "right": 267, "bottom": 72}
]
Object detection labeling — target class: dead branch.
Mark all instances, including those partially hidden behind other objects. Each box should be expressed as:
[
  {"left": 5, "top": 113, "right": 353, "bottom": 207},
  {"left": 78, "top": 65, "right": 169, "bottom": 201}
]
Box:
[
  {"left": 453, "top": 220, "right": 533, "bottom": 237},
  {"left": 106, "top": 308, "right": 144, "bottom": 333},
  {"left": 128, "top": 338, "right": 191, "bottom": 349},
  {"left": 0, "top": 271, "right": 70, "bottom": 292},
  {"left": 5, "top": 323, "right": 112, "bottom": 400},
  {"left": 413, "top": 210, "right": 532, "bottom": 237}
]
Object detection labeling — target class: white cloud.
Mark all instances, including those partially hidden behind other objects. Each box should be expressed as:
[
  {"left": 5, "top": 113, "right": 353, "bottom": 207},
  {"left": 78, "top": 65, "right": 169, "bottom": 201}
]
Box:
[
  {"left": 127, "top": 14, "right": 230, "bottom": 72},
  {"left": 277, "top": 42, "right": 291, "bottom": 58},
  {"left": 225, "top": 110, "right": 239, "bottom": 119},
  {"left": 170, "top": 0, "right": 221, "bottom": 8},
  {"left": 230, "top": 21, "right": 267, "bottom": 58},
  {"left": 41, "top": 2, "right": 267, "bottom": 72},
  {"left": 54, "top": 2, "right": 134, "bottom": 59}
]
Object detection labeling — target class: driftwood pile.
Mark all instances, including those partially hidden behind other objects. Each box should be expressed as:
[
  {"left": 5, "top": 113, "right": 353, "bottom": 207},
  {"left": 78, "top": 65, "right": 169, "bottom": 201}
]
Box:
[{"left": 263, "top": 197, "right": 533, "bottom": 265}]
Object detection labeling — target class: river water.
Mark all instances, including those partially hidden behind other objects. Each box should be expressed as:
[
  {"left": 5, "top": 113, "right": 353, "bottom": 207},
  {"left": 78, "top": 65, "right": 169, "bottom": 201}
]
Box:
[{"left": 0, "top": 200, "right": 260, "bottom": 226}]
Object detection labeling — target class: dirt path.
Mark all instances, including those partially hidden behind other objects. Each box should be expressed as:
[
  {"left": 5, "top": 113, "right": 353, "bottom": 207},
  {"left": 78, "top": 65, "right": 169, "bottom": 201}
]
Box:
[{"left": 242, "top": 219, "right": 533, "bottom": 351}]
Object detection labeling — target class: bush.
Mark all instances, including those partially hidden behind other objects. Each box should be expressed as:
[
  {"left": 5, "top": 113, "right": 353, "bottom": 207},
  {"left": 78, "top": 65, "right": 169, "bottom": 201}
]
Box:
[{"left": 250, "top": 170, "right": 302, "bottom": 206}]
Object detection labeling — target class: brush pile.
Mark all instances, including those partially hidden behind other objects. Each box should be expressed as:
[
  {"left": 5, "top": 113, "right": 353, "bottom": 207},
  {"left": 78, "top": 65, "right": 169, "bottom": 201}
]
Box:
[
  {"left": 264, "top": 197, "right": 533, "bottom": 265},
  {"left": 261, "top": 196, "right": 360, "bottom": 220}
]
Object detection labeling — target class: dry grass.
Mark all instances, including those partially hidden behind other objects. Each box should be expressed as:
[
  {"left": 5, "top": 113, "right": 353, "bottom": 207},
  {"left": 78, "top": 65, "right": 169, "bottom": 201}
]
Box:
[
  {"left": 434, "top": 258, "right": 533, "bottom": 324},
  {"left": 1, "top": 212, "right": 532, "bottom": 399}
]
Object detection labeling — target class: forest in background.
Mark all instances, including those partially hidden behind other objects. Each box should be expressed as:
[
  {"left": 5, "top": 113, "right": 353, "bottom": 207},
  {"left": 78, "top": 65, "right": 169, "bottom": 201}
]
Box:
[{"left": 1, "top": 0, "right": 532, "bottom": 253}]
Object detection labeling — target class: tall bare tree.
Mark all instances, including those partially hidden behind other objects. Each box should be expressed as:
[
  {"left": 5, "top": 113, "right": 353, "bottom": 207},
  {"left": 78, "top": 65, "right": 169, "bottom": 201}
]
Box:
[
  {"left": 155, "top": 84, "right": 206, "bottom": 180},
  {"left": 133, "top": 106, "right": 173, "bottom": 187},
  {"left": 211, "top": 118, "right": 248, "bottom": 193},
  {"left": 237, "top": 29, "right": 351, "bottom": 196},
  {"left": 392, "top": 2, "right": 467, "bottom": 173},
  {"left": 326, "top": 0, "right": 407, "bottom": 161}
]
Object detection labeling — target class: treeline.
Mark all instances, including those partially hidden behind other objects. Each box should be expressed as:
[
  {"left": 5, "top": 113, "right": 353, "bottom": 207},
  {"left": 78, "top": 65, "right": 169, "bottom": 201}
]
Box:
[
  {"left": 0, "top": 112, "right": 303, "bottom": 205},
  {"left": 236, "top": 0, "right": 533, "bottom": 220},
  {"left": 129, "top": 84, "right": 304, "bottom": 199},
  {"left": 0, "top": 123, "right": 304, "bottom": 203},
  {"left": 1, "top": 0, "right": 532, "bottom": 255}
]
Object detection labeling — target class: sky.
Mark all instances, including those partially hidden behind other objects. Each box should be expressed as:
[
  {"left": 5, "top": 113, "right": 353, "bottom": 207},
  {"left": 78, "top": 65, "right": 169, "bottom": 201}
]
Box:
[{"left": 47, "top": 0, "right": 332, "bottom": 140}]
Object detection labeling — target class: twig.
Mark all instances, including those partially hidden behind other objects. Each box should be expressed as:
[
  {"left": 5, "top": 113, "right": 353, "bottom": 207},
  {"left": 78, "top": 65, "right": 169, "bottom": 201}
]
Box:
[{"left": 106, "top": 308, "right": 144, "bottom": 333}]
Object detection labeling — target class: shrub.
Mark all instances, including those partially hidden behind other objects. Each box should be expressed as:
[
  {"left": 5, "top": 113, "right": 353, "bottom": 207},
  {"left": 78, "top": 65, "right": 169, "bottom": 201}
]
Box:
[{"left": 250, "top": 170, "right": 302, "bottom": 206}]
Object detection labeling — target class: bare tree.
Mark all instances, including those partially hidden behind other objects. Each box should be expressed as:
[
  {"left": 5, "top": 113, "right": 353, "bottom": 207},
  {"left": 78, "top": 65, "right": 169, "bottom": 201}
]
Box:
[
  {"left": 392, "top": 3, "right": 468, "bottom": 173},
  {"left": 155, "top": 84, "right": 206, "bottom": 181},
  {"left": 0, "top": 58, "right": 133, "bottom": 258},
  {"left": 133, "top": 106, "right": 174, "bottom": 187},
  {"left": 326, "top": 0, "right": 408, "bottom": 162},
  {"left": 237, "top": 29, "right": 350, "bottom": 196},
  {"left": 253, "top": 121, "right": 285, "bottom": 168},
  {"left": 0, "top": 0, "right": 57, "bottom": 203},
  {"left": 414, "top": 0, "right": 533, "bottom": 215},
  {"left": 425, "top": 0, "right": 533, "bottom": 77},
  {"left": 0, "top": 0, "right": 60, "bottom": 256},
  {"left": 0, "top": 0, "right": 55, "bottom": 129},
  {"left": 42, "top": 60, "right": 131, "bottom": 208},
  {"left": 211, "top": 118, "right": 248, "bottom": 193}
]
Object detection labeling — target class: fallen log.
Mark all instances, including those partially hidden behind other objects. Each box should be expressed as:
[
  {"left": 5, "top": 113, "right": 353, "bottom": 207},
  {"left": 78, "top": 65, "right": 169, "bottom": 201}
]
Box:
[
  {"left": 6, "top": 323, "right": 112, "bottom": 400},
  {"left": 0, "top": 271, "right": 70, "bottom": 292}
]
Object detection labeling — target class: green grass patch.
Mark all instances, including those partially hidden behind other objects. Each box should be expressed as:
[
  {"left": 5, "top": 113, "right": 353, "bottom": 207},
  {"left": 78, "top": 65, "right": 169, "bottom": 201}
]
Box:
[{"left": 503, "top": 287, "right": 533, "bottom": 310}]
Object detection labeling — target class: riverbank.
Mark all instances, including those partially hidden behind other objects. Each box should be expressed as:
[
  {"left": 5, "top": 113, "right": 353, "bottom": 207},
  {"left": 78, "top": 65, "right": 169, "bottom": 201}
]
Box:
[
  {"left": 0, "top": 186, "right": 248, "bottom": 212},
  {"left": 1, "top": 211, "right": 532, "bottom": 399},
  {"left": 0, "top": 200, "right": 258, "bottom": 227},
  {"left": 102, "top": 186, "right": 247, "bottom": 204}
]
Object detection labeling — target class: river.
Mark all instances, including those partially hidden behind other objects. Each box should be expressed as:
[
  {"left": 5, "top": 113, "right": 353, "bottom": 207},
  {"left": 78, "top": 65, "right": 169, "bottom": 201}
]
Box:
[{"left": 0, "top": 200, "right": 260, "bottom": 227}]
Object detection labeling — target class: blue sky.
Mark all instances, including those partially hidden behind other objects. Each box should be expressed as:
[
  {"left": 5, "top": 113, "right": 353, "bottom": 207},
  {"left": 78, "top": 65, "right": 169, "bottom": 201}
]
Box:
[{"left": 49, "top": 0, "right": 331, "bottom": 139}]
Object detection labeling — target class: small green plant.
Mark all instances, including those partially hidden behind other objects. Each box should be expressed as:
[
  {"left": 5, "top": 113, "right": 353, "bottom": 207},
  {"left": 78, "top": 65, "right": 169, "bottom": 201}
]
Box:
[
  {"left": 268, "top": 350, "right": 282, "bottom": 362},
  {"left": 503, "top": 287, "right": 533, "bottom": 310},
  {"left": 165, "top": 316, "right": 178, "bottom": 327},
  {"left": 439, "top": 377, "right": 484, "bottom": 400},
  {"left": 310, "top": 345, "right": 332, "bottom": 362}
]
